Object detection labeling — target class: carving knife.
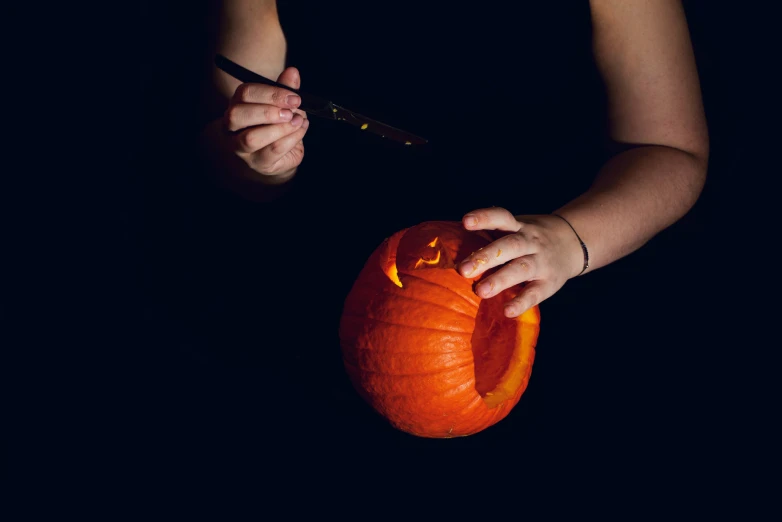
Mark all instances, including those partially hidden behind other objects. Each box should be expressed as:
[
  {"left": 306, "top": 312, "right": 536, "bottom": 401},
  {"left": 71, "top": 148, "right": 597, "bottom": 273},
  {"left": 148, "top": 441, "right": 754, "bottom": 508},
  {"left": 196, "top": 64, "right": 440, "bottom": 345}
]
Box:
[{"left": 215, "top": 54, "right": 428, "bottom": 146}]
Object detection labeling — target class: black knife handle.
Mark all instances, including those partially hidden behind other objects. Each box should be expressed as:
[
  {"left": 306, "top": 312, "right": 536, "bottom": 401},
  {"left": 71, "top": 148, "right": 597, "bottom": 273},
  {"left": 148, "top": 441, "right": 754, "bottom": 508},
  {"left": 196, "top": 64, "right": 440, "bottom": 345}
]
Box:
[{"left": 214, "top": 54, "right": 333, "bottom": 114}]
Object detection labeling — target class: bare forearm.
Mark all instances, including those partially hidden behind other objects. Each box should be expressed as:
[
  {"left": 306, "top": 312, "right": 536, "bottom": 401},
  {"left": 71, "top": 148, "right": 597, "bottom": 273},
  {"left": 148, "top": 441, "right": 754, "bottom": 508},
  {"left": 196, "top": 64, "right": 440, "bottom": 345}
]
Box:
[
  {"left": 198, "top": 0, "right": 304, "bottom": 202},
  {"left": 554, "top": 145, "right": 707, "bottom": 274},
  {"left": 212, "top": 0, "right": 287, "bottom": 108}
]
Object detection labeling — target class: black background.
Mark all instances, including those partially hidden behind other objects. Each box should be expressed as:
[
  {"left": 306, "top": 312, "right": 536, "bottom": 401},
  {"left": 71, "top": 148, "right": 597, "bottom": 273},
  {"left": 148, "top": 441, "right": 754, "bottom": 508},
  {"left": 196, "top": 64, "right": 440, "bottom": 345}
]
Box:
[{"left": 9, "top": 0, "right": 774, "bottom": 507}]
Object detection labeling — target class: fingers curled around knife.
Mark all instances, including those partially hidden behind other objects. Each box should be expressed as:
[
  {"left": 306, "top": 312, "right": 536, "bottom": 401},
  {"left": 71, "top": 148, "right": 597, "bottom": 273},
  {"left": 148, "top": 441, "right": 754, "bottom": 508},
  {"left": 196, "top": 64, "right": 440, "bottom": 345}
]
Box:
[
  {"left": 250, "top": 119, "right": 309, "bottom": 172},
  {"left": 231, "top": 114, "right": 306, "bottom": 154},
  {"left": 231, "top": 82, "right": 301, "bottom": 109},
  {"left": 275, "top": 66, "right": 309, "bottom": 125},
  {"left": 224, "top": 103, "right": 297, "bottom": 132},
  {"left": 276, "top": 66, "right": 301, "bottom": 91}
]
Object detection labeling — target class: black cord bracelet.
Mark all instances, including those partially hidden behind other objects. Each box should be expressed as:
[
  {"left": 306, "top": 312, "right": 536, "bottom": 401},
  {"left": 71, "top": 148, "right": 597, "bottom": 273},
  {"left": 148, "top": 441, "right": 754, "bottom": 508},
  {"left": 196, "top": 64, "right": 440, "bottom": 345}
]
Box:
[{"left": 551, "top": 213, "right": 589, "bottom": 276}]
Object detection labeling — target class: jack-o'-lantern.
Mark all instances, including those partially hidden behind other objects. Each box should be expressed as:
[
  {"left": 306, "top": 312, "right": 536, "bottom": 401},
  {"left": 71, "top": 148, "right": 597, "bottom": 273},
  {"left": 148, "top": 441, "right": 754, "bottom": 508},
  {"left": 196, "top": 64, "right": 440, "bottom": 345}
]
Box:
[{"left": 339, "top": 221, "right": 540, "bottom": 438}]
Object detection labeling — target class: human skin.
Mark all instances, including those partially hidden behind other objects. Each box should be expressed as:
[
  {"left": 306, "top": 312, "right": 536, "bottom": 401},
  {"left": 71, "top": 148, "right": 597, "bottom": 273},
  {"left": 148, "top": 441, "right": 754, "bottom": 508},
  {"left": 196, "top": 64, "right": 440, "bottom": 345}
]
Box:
[
  {"left": 458, "top": 0, "right": 709, "bottom": 317},
  {"left": 201, "top": 1, "right": 709, "bottom": 316},
  {"left": 200, "top": 0, "right": 307, "bottom": 200}
]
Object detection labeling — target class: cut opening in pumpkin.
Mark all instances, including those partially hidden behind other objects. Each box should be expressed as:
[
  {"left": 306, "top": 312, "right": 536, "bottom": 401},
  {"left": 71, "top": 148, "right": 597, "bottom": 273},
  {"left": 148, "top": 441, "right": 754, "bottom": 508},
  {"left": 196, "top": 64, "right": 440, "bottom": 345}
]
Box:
[
  {"left": 471, "top": 290, "right": 535, "bottom": 409},
  {"left": 342, "top": 221, "right": 541, "bottom": 437},
  {"left": 374, "top": 222, "right": 537, "bottom": 412}
]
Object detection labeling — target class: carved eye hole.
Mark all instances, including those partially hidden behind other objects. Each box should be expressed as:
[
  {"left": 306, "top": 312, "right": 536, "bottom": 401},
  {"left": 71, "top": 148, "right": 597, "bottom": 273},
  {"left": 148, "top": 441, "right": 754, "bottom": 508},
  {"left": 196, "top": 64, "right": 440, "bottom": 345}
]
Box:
[{"left": 414, "top": 237, "right": 440, "bottom": 269}]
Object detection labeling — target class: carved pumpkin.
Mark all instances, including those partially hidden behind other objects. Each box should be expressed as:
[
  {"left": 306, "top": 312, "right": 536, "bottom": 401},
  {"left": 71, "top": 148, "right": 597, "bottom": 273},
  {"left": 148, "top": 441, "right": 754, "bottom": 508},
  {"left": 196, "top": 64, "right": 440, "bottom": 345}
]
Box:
[{"left": 339, "top": 221, "right": 540, "bottom": 438}]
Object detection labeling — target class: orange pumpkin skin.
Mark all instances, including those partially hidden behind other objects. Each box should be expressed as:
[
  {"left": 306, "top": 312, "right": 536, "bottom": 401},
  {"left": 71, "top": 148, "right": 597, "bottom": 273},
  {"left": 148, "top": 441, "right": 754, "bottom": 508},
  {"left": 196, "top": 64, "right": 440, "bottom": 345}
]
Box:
[{"left": 339, "top": 221, "right": 540, "bottom": 438}]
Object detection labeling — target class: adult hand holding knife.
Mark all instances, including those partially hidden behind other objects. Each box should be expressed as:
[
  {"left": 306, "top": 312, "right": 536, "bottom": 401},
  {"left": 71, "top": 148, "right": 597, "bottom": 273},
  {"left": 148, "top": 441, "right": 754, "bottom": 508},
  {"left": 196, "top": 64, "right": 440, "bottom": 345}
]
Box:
[
  {"left": 215, "top": 54, "right": 427, "bottom": 147},
  {"left": 201, "top": 56, "right": 311, "bottom": 190},
  {"left": 203, "top": 54, "right": 427, "bottom": 198},
  {"left": 200, "top": 0, "right": 425, "bottom": 201}
]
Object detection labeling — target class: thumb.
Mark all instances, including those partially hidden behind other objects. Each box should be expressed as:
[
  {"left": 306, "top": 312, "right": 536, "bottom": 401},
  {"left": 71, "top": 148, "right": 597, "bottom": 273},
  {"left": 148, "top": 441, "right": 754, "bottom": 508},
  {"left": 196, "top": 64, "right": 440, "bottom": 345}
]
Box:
[{"left": 276, "top": 66, "right": 301, "bottom": 90}]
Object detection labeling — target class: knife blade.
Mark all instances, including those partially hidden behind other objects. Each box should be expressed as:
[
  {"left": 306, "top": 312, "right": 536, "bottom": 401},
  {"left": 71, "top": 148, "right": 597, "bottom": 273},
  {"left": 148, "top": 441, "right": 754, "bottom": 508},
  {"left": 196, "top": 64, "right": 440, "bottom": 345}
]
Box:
[{"left": 215, "top": 54, "right": 427, "bottom": 146}]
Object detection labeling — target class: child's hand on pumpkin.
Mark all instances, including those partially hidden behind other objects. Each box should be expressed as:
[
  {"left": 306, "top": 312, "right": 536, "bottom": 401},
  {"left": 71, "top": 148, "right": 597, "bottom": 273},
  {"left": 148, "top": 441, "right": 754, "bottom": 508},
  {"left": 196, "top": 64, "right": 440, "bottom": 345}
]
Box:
[
  {"left": 457, "top": 207, "right": 585, "bottom": 318},
  {"left": 221, "top": 67, "right": 309, "bottom": 181}
]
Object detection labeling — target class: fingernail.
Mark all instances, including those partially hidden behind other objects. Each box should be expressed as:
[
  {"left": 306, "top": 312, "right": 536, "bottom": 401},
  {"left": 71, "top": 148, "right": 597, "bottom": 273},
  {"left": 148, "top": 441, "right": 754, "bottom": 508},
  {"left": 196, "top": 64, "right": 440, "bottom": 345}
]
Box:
[
  {"left": 291, "top": 114, "right": 304, "bottom": 126},
  {"left": 460, "top": 260, "right": 476, "bottom": 275},
  {"left": 464, "top": 215, "right": 477, "bottom": 227},
  {"left": 504, "top": 305, "right": 517, "bottom": 317},
  {"left": 477, "top": 282, "right": 494, "bottom": 297},
  {"left": 280, "top": 109, "right": 293, "bottom": 121},
  {"left": 286, "top": 95, "right": 301, "bottom": 107},
  {"left": 302, "top": 118, "right": 310, "bottom": 129}
]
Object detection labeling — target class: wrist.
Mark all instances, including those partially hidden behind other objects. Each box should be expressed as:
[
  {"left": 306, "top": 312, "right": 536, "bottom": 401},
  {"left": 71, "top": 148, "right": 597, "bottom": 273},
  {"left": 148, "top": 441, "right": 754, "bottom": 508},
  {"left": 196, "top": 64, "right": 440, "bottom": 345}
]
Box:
[{"left": 550, "top": 213, "right": 589, "bottom": 278}]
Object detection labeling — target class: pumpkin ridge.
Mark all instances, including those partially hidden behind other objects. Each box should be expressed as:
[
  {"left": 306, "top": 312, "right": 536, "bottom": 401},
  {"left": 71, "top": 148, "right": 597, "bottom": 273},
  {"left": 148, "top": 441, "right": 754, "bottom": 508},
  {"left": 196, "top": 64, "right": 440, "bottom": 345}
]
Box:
[
  {"left": 345, "top": 350, "right": 474, "bottom": 376},
  {"left": 350, "top": 346, "right": 472, "bottom": 355},
  {"left": 340, "top": 314, "right": 474, "bottom": 335},
  {"left": 451, "top": 394, "right": 483, "bottom": 417},
  {"left": 421, "top": 378, "right": 474, "bottom": 399},
  {"left": 398, "top": 271, "right": 480, "bottom": 308},
  {"left": 372, "top": 287, "right": 478, "bottom": 321},
  {"left": 340, "top": 220, "right": 540, "bottom": 438},
  {"left": 344, "top": 359, "right": 473, "bottom": 378},
  {"left": 340, "top": 317, "right": 473, "bottom": 354}
]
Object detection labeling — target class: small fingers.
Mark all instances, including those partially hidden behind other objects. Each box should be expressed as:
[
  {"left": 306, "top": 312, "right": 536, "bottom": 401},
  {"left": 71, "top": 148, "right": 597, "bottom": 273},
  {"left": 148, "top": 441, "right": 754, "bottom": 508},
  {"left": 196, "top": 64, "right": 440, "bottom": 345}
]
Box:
[
  {"left": 232, "top": 82, "right": 302, "bottom": 109},
  {"left": 225, "top": 103, "right": 295, "bottom": 132},
  {"left": 473, "top": 256, "right": 537, "bottom": 299},
  {"left": 458, "top": 233, "right": 536, "bottom": 278},
  {"left": 232, "top": 114, "right": 305, "bottom": 153},
  {"left": 463, "top": 207, "right": 521, "bottom": 232},
  {"left": 503, "top": 280, "right": 546, "bottom": 318}
]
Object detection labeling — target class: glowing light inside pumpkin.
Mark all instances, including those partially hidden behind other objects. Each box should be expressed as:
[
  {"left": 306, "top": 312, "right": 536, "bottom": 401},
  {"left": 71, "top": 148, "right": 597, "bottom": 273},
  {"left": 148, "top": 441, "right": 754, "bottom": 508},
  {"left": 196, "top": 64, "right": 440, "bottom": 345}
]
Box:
[
  {"left": 384, "top": 262, "right": 403, "bottom": 288},
  {"left": 343, "top": 222, "right": 541, "bottom": 438},
  {"left": 413, "top": 237, "right": 442, "bottom": 269},
  {"left": 414, "top": 250, "right": 441, "bottom": 269},
  {"left": 382, "top": 236, "right": 444, "bottom": 286}
]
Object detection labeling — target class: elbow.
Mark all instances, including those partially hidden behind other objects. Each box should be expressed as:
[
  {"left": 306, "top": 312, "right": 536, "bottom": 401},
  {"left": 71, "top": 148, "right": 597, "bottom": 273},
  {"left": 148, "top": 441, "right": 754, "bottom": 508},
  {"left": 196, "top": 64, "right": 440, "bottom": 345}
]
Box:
[
  {"left": 685, "top": 125, "right": 710, "bottom": 173},
  {"left": 605, "top": 137, "right": 709, "bottom": 219},
  {"left": 658, "top": 139, "right": 707, "bottom": 222},
  {"left": 681, "top": 131, "right": 710, "bottom": 212},
  {"left": 687, "top": 150, "right": 708, "bottom": 215},
  {"left": 652, "top": 125, "right": 710, "bottom": 214}
]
